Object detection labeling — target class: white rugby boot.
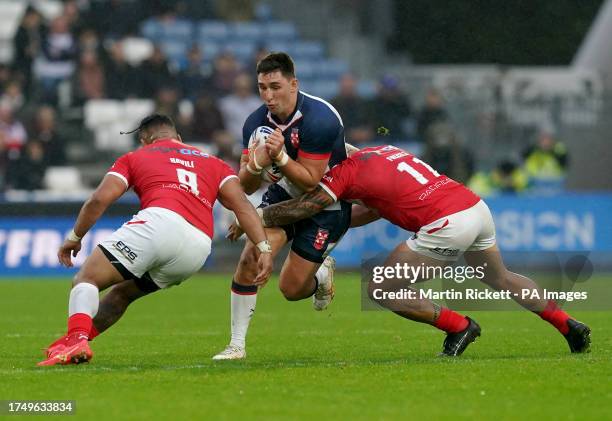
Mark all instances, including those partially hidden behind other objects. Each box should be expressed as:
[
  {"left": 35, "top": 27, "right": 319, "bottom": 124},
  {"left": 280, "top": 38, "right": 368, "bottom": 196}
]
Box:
[
  {"left": 212, "top": 344, "right": 246, "bottom": 360},
  {"left": 313, "top": 256, "right": 336, "bottom": 311}
]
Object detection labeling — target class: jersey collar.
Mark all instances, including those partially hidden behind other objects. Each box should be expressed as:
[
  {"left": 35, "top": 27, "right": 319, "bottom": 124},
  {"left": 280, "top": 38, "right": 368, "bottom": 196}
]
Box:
[
  {"left": 149, "top": 138, "right": 181, "bottom": 145},
  {"left": 266, "top": 91, "right": 304, "bottom": 132}
]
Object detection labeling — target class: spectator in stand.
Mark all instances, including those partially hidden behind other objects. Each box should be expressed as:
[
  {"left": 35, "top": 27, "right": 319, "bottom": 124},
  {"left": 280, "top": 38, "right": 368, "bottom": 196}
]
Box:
[
  {"left": 219, "top": 73, "right": 261, "bottom": 143},
  {"left": 249, "top": 46, "right": 269, "bottom": 91},
  {"left": 212, "top": 130, "right": 240, "bottom": 171},
  {"left": 140, "top": 46, "right": 174, "bottom": 96},
  {"left": 178, "top": 45, "right": 212, "bottom": 102},
  {"left": 252, "top": 46, "right": 269, "bottom": 67},
  {"left": 154, "top": 85, "right": 192, "bottom": 138},
  {"left": 72, "top": 50, "right": 106, "bottom": 104},
  {"left": 416, "top": 88, "right": 449, "bottom": 143},
  {"left": 491, "top": 160, "right": 529, "bottom": 194},
  {"left": 77, "top": 28, "right": 108, "bottom": 62},
  {"left": 523, "top": 129, "right": 568, "bottom": 181},
  {"left": 209, "top": 52, "right": 241, "bottom": 96},
  {"left": 0, "top": 80, "right": 26, "bottom": 113},
  {"left": 0, "top": 104, "right": 28, "bottom": 160},
  {"left": 468, "top": 160, "right": 529, "bottom": 197},
  {"left": 367, "top": 75, "right": 412, "bottom": 142},
  {"left": 35, "top": 16, "right": 78, "bottom": 105},
  {"left": 6, "top": 140, "right": 48, "bottom": 190},
  {"left": 83, "top": 0, "right": 141, "bottom": 39},
  {"left": 331, "top": 73, "right": 374, "bottom": 144},
  {"left": 466, "top": 170, "right": 492, "bottom": 197},
  {"left": 12, "top": 5, "right": 45, "bottom": 98},
  {"left": 105, "top": 41, "right": 141, "bottom": 99},
  {"left": 63, "top": 0, "right": 85, "bottom": 36},
  {"left": 189, "top": 93, "right": 226, "bottom": 144},
  {"left": 0, "top": 65, "right": 12, "bottom": 90},
  {"left": 29, "top": 105, "right": 66, "bottom": 166},
  {"left": 422, "top": 122, "right": 474, "bottom": 184},
  {"left": 154, "top": 86, "right": 180, "bottom": 123}
]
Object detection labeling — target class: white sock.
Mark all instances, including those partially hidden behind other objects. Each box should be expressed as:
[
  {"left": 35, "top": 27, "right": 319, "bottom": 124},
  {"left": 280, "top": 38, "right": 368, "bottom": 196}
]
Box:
[
  {"left": 68, "top": 283, "right": 99, "bottom": 318},
  {"left": 315, "top": 264, "right": 329, "bottom": 288},
  {"left": 229, "top": 286, "right": 257, "bottom": 349}
]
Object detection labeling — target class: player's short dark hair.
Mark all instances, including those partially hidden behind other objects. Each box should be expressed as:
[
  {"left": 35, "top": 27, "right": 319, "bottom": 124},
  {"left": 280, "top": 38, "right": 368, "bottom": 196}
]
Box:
[
  {"left": 138, "top": 113, "right": 175, "bottom": 132},
  {"left": 256, "top": 52, "right": 295, "bottom": 79},
  {"left": 120, "top": 113, "right": 175, "bottom": 137}
]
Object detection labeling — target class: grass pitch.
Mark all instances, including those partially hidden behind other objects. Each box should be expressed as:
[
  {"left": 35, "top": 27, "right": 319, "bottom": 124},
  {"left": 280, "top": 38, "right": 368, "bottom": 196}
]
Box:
[{"left": 1, "top": 274, "right": 610, "bottom": 420}]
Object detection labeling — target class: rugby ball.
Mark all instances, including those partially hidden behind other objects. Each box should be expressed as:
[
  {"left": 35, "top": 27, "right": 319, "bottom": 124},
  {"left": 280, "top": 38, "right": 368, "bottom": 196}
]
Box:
[{"left": 248, "top": 126, "right": 285, "bottom": 183}]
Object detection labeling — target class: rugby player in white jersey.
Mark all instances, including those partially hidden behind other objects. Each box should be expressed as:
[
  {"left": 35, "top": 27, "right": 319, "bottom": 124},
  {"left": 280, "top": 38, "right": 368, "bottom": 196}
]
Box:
[{"left": 213, "top": 52, "right": 351, "bottom": 360}]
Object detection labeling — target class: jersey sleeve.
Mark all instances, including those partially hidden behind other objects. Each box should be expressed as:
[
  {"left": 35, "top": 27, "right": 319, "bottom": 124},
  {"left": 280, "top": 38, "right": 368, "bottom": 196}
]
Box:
[
  {"left": 298, "top": 114, "right": 342, "bottom": 161},
  {"left": 319, "top": 159, "right": 357, "bottom": 202},
  {"left": 107, "top": 153, "right": 132, "bottom": 188},
  {"left": 217, "top": 158, "right": 239, "bottom": 189}
]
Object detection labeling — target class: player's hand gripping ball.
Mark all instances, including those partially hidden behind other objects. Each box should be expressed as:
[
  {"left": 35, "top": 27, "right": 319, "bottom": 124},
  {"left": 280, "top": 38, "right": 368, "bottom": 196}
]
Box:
[{"left": 248, "top": 126, "right": 285, "bottom": 183}]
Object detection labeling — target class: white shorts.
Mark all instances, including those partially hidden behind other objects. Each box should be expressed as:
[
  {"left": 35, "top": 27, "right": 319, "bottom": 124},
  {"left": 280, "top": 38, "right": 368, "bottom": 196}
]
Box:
[
  {"left": 406, "top": 200, "right": 496, "bottom": 261},
  {"left": 99, "top": 207, "right": 212, "bottom": 289}
]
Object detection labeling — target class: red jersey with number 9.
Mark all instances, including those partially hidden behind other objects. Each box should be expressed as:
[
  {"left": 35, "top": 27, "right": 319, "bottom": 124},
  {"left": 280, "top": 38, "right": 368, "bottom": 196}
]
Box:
[
  {"left": 319, "top": 145, "right": 480, "bottom": 232},
  {"left": 107, "top": 138, "right": 237, "bottom": 238}
]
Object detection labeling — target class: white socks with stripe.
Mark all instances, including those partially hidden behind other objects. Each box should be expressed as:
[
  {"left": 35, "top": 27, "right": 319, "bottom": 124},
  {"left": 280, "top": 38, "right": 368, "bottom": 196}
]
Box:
[{"left": 229, "top": 281, "right": 257, "bottom": 349}]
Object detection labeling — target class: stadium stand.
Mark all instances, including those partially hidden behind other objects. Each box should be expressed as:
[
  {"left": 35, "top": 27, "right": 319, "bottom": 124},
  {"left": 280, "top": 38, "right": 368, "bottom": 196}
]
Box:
[{"left": 0, "top": 0, "right": 604, "bottom": 196}]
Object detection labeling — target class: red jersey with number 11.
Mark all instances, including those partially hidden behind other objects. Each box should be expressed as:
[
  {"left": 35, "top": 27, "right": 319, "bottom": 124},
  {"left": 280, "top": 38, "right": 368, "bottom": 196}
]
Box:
[
  {"left": 107, "top": 138, "right": 237, "bottom": 238},
  {"left": 319, "top": 145, "right": 480, "bottom": 232}
]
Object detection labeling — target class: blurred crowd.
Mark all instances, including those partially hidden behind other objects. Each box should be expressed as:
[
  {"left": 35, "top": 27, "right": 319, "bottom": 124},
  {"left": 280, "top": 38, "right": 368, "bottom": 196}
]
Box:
[
  {"left": 331, "top": 74, "right": 569, "bottom": 196},
  {"left": 0, "top": 0, "right": 568, "bottom": 195},
  {"left": 0, "top": 0, "right": 258, "bottom": 190}
]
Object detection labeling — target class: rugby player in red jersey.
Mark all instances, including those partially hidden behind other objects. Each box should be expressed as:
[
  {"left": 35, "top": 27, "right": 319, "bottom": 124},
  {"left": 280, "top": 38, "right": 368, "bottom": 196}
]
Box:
[
  {"left": 38, "top": 114, "right": 272, "bottom": 366},
  {"left": 240, "top": 144, "right": 591, "bottom": 356}
]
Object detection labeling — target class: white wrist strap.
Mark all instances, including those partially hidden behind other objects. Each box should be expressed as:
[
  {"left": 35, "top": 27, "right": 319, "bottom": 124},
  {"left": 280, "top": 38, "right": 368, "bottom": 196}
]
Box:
[
  {"left": 246, "top": 163, "right": 262, "bottom": 175},
  {"left": 252, "top": 153, "right": 264, "bottom": 171},
  {"left": 256, "top": 239, "right": 272, "bottom": 254},
  {"left": 273, "top": 150, "right": 289, "bottom": 167},
  {"left": 67, "top": 229, "right": 82, "bottom": 242}
]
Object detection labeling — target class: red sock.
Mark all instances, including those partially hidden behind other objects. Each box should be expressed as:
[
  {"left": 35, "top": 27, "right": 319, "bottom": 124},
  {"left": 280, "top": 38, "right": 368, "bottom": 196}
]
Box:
[
  {"left": 537, "top": 300, "right": 570, "bottom": 335},
  {"left": 89, "top": 325, "right": 99, "bottom": 341},
  {"left": 435, "top": 308, "right": 469, "bottom": 333},
  {"left": 67, "top": 313, "right": 92, "bottom": 340},
  {"left": 47, "top": 334, "right": 68, "bottom": 348}
]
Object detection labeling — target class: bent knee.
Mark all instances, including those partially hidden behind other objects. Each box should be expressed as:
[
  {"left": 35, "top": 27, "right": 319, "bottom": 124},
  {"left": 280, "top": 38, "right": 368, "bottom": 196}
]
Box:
[
  {"left": 278, "top": 282, "right": 303, "bottom": 301},
  {"left": 109, "top": 282, "right": 142, "bottom": 305},
  {"left": 235, "top": 250, "right": 259, "bottom": 282},
  {"left": 72, "top": 273, "right": 97, "bottom": 288}
]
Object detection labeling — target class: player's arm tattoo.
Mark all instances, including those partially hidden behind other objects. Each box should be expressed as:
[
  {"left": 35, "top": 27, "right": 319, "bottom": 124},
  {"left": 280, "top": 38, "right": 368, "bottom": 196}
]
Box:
[{"left": 262, "top": 186, "right": 335, "bottom": 227}]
